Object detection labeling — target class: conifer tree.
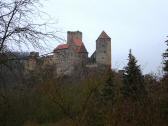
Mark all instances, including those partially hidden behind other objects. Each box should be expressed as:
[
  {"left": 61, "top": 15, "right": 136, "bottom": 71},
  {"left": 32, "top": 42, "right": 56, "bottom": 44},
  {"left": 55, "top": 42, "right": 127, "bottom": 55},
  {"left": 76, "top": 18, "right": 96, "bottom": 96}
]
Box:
[
  {"left": 101, "top": 70, "right": 115, "bottom": 106},
  {"left": 163, "top": 39, "right": 168, "bottom": 77},
  {"left": 123, "top": 49, "right": 146, "bottom": 101}
]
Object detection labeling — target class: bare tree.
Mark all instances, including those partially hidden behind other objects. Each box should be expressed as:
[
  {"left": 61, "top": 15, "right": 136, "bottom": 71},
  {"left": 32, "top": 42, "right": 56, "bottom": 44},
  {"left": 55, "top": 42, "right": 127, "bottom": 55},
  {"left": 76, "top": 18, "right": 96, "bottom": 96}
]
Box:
[
  {"left": 0, "top": 0, "right": 61, "bottom": 87},
  {"left": 0, "top": 1, "right": 61, "bottom": 125},
  {"left": 0, "top": 0, "right": 61, "bottom": 53},
  {"left": 0, "top": 0, "right": 61, "bottom": 95}
]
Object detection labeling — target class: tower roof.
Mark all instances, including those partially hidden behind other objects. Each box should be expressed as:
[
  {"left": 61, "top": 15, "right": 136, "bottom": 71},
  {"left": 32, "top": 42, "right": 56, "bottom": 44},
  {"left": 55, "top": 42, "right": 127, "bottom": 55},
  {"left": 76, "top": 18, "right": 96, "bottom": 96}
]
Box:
[{"left": 98, "top": 31, "right": 110, "bottom": 39}]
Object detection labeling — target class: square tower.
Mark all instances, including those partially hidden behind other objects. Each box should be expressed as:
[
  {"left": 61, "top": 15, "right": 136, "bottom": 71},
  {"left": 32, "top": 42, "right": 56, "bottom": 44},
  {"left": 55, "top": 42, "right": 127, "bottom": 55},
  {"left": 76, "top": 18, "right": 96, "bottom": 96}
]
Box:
[
  {"left": 96, "top": 31, "right": 111, "bottom": 67},
  {"left": 67, "top": 31, "right": 82, "bottom": 44}
]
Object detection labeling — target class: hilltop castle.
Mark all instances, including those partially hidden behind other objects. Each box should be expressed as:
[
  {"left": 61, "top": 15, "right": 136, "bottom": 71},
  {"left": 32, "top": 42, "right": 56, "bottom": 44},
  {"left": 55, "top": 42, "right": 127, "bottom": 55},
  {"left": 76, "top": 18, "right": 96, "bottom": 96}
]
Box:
[{"left": 25, "top": 31, "right": 111, "bottom": 76}]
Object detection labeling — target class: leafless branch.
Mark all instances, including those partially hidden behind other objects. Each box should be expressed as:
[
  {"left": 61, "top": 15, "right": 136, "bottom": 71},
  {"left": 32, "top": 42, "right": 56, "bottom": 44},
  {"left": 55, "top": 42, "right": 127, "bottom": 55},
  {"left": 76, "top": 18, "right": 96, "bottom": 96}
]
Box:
[{"left": 0, "top": 0, "right": 61, "bottom": 53}]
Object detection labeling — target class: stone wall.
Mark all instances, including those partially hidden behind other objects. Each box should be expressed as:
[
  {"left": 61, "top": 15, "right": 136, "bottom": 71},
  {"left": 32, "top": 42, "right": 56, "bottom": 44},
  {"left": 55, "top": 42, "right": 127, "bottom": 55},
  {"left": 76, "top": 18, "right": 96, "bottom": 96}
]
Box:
[{"left": 24, "top": 31, "right": 111, "bottom": 77}]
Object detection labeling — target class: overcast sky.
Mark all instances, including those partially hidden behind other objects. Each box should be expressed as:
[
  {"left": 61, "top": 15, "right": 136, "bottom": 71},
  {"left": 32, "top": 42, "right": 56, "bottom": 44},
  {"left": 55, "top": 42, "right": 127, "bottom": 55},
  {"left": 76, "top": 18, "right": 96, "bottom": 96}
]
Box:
[{"left": 41, "top": 0, "right": 168, "bottom": 74}]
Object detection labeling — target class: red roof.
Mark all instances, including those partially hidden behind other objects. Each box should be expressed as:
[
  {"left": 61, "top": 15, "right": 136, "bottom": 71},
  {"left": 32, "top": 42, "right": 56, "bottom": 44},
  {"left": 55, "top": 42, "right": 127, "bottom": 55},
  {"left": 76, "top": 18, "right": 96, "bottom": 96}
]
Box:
[
  {"left": 54, "top": 38, "right": 87, "bottom": 53},
  {"left": 54, "top": 44, "right": 69, "bottom": 51},
  {"left": 98, "top": 31, "right": 110, "bottom": 39}
]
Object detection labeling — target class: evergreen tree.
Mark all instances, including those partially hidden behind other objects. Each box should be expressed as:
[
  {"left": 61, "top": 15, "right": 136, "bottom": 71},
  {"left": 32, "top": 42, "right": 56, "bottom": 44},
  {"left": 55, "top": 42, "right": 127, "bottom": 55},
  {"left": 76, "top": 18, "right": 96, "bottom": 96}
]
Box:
[
  {"left": 163, "top": 39, "right": 168, "bottom": 77},
  {"left": 123, "top": 49, "right": 146, "bottom": 101},
  {"left": 101, "top": 70, "right": 115, "bottom": 106}
]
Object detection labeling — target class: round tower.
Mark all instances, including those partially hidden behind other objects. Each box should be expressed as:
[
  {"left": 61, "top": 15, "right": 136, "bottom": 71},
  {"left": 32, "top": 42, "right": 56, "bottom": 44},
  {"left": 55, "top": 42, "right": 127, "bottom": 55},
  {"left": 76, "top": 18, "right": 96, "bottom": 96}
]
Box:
[{"left": 96, "top": 31, "right": 111, "bottom": 67}]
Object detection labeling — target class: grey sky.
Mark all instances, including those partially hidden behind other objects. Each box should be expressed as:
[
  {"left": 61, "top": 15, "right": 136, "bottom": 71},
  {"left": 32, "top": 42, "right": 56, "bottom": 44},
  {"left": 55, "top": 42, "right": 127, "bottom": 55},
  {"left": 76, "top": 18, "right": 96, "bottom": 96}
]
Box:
[{"left": 42, "top": 0, "right": 168, "bottom": 74}]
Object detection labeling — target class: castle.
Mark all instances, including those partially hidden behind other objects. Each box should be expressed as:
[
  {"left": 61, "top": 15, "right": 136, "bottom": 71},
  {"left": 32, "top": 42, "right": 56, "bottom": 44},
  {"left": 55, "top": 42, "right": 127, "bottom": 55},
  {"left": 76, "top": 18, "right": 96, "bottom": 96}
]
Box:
[{"left": 25, "top": 31, "right": 111, "bottom": 76}]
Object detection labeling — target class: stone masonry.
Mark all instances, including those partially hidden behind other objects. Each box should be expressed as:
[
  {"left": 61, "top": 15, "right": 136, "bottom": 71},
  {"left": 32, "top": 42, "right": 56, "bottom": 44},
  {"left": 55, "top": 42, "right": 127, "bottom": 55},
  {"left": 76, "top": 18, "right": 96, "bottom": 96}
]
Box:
[{"left": 25, "top": 31, "right": 111, "bottom": 76}]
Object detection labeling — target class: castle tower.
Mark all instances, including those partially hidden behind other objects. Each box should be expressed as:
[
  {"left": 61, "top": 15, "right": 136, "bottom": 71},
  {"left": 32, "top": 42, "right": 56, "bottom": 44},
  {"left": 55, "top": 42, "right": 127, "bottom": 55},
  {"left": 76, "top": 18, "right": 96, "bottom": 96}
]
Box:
[
  {"left": 67, "top": 31, "right": 82, "bottom": 44},
  {"left": 96, "top": 31, "right": 111, "bottom": 67}
]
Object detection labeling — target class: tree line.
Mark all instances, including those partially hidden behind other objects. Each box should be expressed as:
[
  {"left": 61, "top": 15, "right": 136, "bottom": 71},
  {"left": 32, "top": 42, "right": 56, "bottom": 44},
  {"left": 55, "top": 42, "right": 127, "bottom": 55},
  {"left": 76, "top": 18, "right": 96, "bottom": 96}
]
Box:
[{"left": 0, "top": 42, "right": 167, "bottom": 125}]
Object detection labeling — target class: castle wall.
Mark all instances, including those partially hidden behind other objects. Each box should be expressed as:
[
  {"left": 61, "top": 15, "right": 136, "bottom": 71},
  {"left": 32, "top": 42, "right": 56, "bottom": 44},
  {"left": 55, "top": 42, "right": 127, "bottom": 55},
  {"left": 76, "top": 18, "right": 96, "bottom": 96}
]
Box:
[
  {"left": 53, "top": 46, "right": 81, "bottom": 76},
  {"left": 24, "top": 31, "right": 111, "bottom": 76},
  {"left": 53, "top": 49, "right": 70, "bottom": 75},
  {"left": 79, "top": 52, "right": 88, "bottom": 66},
  {"left": 24, "top": 58, "right": 37, "bottom": 71},
  {"left": 24, "top": 52, "right": 39, "bottom": 72}
]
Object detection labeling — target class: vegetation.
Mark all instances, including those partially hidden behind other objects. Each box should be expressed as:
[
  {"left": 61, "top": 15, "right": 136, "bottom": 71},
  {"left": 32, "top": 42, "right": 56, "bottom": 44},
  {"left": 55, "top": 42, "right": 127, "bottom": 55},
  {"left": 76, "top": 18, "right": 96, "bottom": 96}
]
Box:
[
  {"left": 0, "top": 48, "right": 168, "bottom": 125},
  {"left": 163, "top": 38, "right": 168, "bottom": 77},
  {"left": 122, "top": 49, "right": 146, "bottom": 101}
]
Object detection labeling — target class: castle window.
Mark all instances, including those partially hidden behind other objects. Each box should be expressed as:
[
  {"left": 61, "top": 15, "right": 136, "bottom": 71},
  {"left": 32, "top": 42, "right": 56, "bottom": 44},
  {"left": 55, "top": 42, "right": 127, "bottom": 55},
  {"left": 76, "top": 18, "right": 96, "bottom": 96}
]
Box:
[{"left": 104, "top": 51, "right": 106, "bottom": 53}]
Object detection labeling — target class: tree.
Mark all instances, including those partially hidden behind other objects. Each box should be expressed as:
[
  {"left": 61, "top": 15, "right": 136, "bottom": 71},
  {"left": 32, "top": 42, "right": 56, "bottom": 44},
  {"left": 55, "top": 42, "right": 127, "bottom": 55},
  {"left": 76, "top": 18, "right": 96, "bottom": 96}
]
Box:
[
  {"left": 0, "top": 1, "right": 61, "bottom": 125},
  {"left": 123, "top": 49, "right": 146, "bottom": 101},
  {"left": 160, "top": 37, "right": 168, "bottom": 122},
  {"left": 163, "top": 38, "right": 168, "bottom": 77},
  {"left": 0, "top": 0, "right": 61, "bottom": 53},
  {"left": 101, "top": 70, "right": 115, "bottom": 106}
]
